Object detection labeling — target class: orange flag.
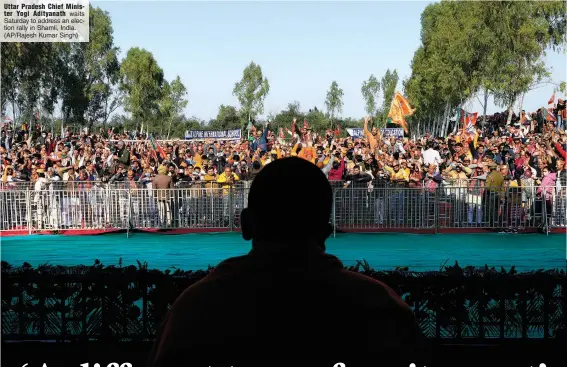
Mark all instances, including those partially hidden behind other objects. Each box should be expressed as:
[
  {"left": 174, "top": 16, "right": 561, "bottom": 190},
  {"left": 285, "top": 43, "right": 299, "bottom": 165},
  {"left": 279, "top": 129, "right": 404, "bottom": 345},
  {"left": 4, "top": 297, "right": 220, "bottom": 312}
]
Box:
[{"left": 387, "top": 92, "right": 415, "bottom": 134}]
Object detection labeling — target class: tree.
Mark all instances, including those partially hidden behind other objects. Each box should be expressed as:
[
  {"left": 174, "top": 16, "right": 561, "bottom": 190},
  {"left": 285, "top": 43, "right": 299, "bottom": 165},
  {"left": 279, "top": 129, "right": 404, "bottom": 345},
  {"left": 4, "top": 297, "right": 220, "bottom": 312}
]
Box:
[
  {"left": 270, "top": 102, "right": 306, "bottom": 133},
  {"left": 481, "top": 1, "right": 561, "bottom": 124},
  {"left": 1, "top": 43, "right": 63, "bottom": 128},
  {"left": 120, "top": 47, "right": 164, "bottom": 132},
  {"left": 379, "top": 69, "right": 399, "bottom": 126},
  {"left": 404, "top": 1, "right": 488, "bottom": 135},
  {"left": 287, "top": 101, "right": 301, "bottom": 116},
  {"left": 233, "top": 61, "right": 270, "bottom": 126},
  {"left": 159, "top": 76, "right": 188, "bottom": 138},
  {"left": 361, "top": 75, "right": 380, "bottom": 118},
  {"left": 209, "top": 105, "right": 241, "bottom": 130},
  {"left": 404, "top": 0, "right": 566, "bottom": 134},
  {"left": 1, "top": 44, "right": 18, "bottom": 117},
  {"left": 324, "top": 80, "right": 344, "bottom": 129},
  {"left": 60, "top": 6, "right": 121, "bottom": 129},
  {"left": 84, "top": 7, "right": 121, "bottom": 128}
]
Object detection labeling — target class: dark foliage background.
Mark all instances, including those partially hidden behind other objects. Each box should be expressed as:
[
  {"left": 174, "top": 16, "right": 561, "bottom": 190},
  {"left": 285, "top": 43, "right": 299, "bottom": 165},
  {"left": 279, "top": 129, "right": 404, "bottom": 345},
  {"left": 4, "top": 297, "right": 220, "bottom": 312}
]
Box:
[{"left": 1, "top": 260, "right": 566, "bottom": 341}]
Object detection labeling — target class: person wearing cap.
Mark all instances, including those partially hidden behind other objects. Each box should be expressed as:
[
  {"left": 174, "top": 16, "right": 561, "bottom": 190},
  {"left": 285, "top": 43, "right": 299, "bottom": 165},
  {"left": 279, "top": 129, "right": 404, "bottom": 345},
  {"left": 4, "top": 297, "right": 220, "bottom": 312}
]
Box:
[{"left": 152, "top": 165, "right": 173, "bottom": 227}]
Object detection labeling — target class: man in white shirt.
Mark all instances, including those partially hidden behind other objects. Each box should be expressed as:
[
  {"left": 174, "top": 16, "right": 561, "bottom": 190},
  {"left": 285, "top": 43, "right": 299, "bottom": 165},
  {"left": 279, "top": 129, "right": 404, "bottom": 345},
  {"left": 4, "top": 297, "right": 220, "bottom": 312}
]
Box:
[{"left": 422, "top": 142, "right": 443, "bottom": 171}]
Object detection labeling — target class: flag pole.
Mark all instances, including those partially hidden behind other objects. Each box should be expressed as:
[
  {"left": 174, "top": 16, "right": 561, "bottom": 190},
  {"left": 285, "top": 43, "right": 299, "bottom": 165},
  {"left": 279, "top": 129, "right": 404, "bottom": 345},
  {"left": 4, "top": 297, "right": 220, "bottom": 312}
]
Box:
[{"left": 247, "top": 112, "right": 250, "bottom": 140}]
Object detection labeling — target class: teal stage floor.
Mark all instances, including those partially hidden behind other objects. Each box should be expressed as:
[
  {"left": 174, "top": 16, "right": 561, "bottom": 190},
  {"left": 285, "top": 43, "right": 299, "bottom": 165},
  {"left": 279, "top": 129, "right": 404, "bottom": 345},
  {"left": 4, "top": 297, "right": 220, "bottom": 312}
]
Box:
[{"left": 1, "top": 233, "right": 565, "bottom": 271}]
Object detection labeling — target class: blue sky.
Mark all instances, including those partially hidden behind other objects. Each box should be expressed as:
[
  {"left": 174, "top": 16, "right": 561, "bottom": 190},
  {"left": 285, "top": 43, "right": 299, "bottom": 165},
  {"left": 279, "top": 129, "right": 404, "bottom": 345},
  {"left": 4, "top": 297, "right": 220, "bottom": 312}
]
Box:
[{"left": 94, "top": 0, "right": 566, "bottom": 121}]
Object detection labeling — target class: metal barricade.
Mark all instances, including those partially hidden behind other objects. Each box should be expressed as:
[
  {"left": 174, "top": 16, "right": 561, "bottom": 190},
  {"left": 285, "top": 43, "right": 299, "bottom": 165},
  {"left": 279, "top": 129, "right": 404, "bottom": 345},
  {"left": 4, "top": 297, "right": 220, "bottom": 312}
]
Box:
[
  {"left": 551, "top": 189, "right": 567, "bottom": 229},
  {"left": 333, "top": 186, "right": 436, "bottom": 230},
  {"left": 0, "top": 183, "right": 563, "bottom": 235},
  {"left": 0, "top": 189, "right": 30, "bottom": 232},
  {"left": 24, "top": 187, "right": 126, "bottom": 231},
  {"left": 438, "top": 186, "right": 550, "bottom": 231},
  {"left": 0, "top": 181, "right": 106, "bottom": 191}
]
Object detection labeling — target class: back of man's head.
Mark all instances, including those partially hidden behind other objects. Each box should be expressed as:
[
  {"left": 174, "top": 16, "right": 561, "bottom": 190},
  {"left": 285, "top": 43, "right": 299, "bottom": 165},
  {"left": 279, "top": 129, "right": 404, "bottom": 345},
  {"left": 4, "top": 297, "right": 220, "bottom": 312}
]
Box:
[{"left": 241, "top": 157, "right": 332, "bottom": 243}]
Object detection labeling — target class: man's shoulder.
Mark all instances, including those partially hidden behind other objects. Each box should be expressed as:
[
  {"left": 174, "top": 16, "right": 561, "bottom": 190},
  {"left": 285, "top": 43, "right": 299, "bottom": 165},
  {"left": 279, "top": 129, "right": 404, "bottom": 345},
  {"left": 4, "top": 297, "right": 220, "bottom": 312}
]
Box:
[
  {"left": 310, "top": 262, "right": 411, "bottom": 311},
  {"left": 171, "top": 252, "right": 410, "bottom": 312}
]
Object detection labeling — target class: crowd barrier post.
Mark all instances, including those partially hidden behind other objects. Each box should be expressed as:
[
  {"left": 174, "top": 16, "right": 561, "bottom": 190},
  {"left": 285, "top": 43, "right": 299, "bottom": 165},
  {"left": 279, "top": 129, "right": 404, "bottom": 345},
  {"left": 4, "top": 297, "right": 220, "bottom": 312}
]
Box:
[
  {"left": 332, "top": 189, "right": 337, "bottom": 238},
  {"left": 127, "top": 189, "right": 132, "bottom": 237},
  {"left": 229, "top": 187, "right": 235, "bottom": 232},
  {"left": 26, "top": 189, "right": 32, "bottom": 235},
  {"left": 434, "top": 188, "right": 439, "bottom": 234}
]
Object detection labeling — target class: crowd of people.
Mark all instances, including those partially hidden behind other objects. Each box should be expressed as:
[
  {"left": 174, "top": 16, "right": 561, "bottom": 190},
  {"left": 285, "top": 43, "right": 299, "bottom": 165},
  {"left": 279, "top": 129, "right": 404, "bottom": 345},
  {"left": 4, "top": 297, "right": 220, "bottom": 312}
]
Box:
[{"left": 1, "top": 106, "right": 566, "bottom": 231}]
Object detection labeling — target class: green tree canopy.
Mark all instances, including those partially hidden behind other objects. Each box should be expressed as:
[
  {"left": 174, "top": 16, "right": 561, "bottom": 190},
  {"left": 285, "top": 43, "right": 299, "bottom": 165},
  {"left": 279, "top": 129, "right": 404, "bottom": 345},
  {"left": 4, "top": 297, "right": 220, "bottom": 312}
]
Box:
[
  {"left": 209, "top": 105, "right": 241, "bottom": 130},
  {"left": 405, "top": 1, "right": 566, "bottom": 133},
  {"left": 120, "top": 47, "right": 164, "bottom": 131},
  {"left": 325, "top": 80, "right": 344, "bottom": 129},
  {"left": 361, "top": 74, "right": 380, "bottom": 118},
  {"left": 233, "top": 61, "right": 270, "bottom": 125}
]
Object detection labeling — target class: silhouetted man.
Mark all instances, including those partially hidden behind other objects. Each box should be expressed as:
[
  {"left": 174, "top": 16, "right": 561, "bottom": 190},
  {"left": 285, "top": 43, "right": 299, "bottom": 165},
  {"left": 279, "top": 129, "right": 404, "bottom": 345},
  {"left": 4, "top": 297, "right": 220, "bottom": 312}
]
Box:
[{"left": 148, "top": 157, "right": 424, "bottom": 367}]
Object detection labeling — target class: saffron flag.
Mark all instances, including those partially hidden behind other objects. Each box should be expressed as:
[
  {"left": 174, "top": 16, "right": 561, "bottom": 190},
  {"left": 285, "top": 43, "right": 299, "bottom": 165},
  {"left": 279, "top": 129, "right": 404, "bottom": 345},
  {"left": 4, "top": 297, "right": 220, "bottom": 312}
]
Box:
[
  {"left": 464, "top": 114, "right": 478, "bottom": 140},
  {"left": 387, "top": 92, "right": 414, "bottom": 134},
  {"left": 457, "top": 108, "right": 478, "bottom": 143},
  {"left": 548, "top": 92, "right": 555, "bottom": 106},
  {"left": 149, "top": 135, "right": 166, "bottom": 159},
  {"left": 543, "top": 108, "right": 557, "bottom": 123}
]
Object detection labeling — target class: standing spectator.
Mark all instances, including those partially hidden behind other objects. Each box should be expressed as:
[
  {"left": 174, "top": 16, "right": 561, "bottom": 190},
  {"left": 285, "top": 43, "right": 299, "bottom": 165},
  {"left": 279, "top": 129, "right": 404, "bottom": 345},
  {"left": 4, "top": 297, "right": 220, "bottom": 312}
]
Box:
[
  {"left": 483, "top": 163, "right": 504, "bottom": 227},
  {"left": 467, "top": 165, "right": 486, "bottom": 226},
  {"left": 385, "top": 161, "right": 409, "bottom": 226},
  {"left": 505, "top": 170, "right": 524, "bottom": 231},
  {"left": 553, "top": 158, "right": 566, "bottom": 226},
  {"left": 152, "top": 165, "right": 173, "bottom": 227},
  {"left": 343, "top": 165, "right": 372, "bottom": 226},
  {"left": 537, "top": 166, "right": 556, "bottom": 228},
  {"left": 217, "top": 166, "right": 240, "bottom": 225}
]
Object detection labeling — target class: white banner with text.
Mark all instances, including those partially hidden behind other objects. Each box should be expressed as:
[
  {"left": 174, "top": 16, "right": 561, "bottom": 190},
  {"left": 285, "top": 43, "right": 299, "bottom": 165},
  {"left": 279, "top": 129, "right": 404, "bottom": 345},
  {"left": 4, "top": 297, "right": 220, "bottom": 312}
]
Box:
[{"left": 184, "top": 129, "right": 242, "bottom": 141}]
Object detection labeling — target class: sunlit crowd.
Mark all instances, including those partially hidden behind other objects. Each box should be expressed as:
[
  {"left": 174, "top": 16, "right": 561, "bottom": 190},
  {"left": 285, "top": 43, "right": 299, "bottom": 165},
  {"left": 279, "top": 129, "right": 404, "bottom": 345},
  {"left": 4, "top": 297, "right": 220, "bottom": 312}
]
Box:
[{"left": 1, "top": 107, "right": 566, "bottom": 231}]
